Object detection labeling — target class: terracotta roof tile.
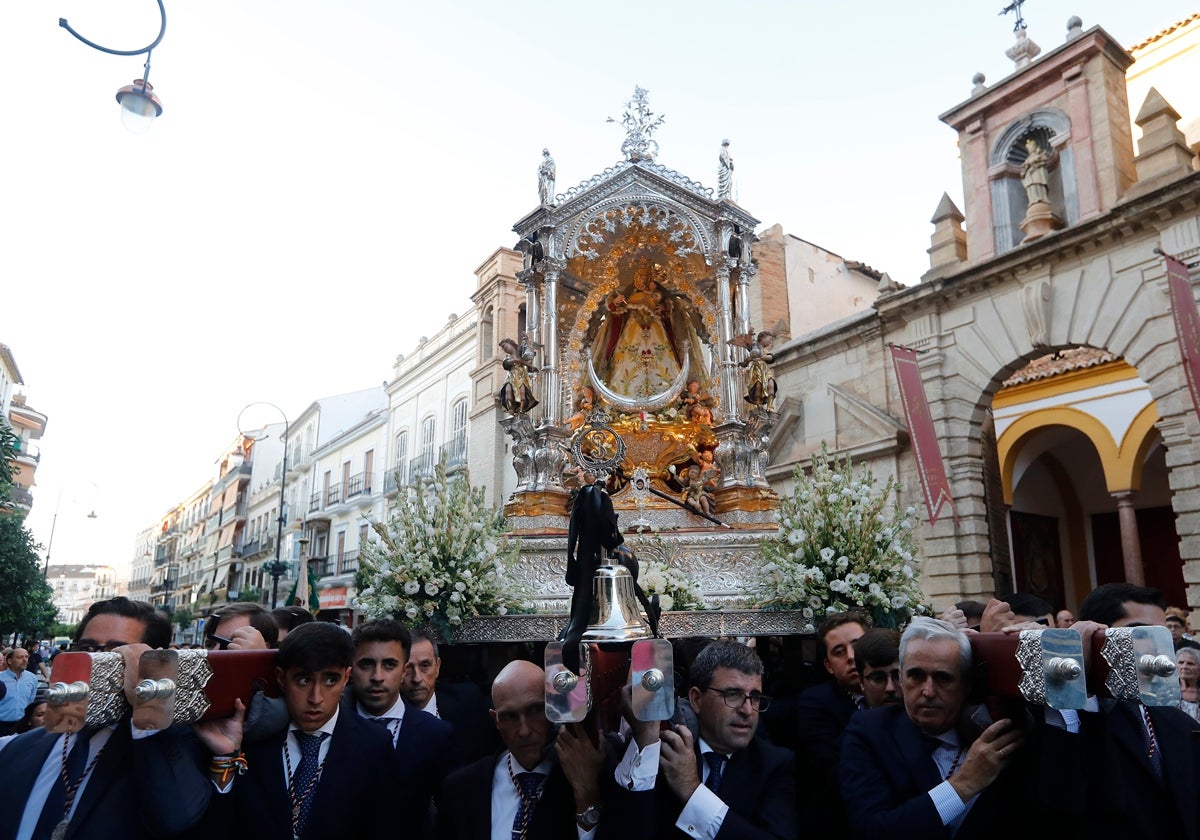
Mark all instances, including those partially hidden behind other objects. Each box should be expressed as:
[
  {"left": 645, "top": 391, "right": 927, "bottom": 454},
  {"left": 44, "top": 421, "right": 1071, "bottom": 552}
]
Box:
[
  {"left": 1002, "top": 347, "right": 1117, "bottom": 386},
  {"left": 1130, "top": 12, "right": 1200, "bottom": 52}
]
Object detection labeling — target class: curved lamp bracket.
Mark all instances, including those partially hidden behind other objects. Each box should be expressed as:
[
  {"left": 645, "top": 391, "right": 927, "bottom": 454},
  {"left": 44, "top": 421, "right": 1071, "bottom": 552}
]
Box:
[{"left": 59, "top": 0, "right": 166, "bottom": 57}]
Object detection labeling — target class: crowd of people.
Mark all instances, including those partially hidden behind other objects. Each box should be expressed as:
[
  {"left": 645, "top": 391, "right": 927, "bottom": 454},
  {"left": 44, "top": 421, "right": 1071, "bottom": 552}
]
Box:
[{"left": 1, "top": 583, "right": 1198, "bottom": 839}]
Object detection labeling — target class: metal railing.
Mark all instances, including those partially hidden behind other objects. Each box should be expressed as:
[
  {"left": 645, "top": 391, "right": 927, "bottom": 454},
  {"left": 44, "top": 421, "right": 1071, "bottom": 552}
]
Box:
[{"left": 440, "top": 437, "right": 468, "bottom": 470}]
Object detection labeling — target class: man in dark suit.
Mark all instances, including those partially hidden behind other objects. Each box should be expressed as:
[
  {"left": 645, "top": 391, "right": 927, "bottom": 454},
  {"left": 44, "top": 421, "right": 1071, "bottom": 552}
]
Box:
[
  {"left": 613, "top": 638, "right": 797, "bottom": 840},
  {"left": 348, "top": 619, "right": 454, "bottom": 835},
  {"left": 402, "top": 627, "right": 499, "bottom": 765},
  {"left": 0, "top": 597, "right": 212, "bottom": 840},
  {"left": 839, "top": 616, "right": 1078, "bottom": 840},
  {"left": 437, "top": 659, "right": 608, "bottom": 840},
  {"left": 195, "top": 621, "right": 398, "bottom": 839},
  {"left": 1076, "top": 582, "right": 1200, "bottom": 839},
  {"left": 794, "top": 611, "right": 867, "bottom": 828}
]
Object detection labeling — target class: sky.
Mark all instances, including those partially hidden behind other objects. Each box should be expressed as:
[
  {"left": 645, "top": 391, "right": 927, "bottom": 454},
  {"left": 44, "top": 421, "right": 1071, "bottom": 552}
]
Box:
[{"left": 2, "top": 0, "right": 1195, "bottom": 578}]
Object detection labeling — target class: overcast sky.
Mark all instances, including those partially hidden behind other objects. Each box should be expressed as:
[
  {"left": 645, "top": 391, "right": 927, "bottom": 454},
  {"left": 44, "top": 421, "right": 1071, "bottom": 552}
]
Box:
[{"left": 2, "top": 0, "right": 1195, "bottom": 577}]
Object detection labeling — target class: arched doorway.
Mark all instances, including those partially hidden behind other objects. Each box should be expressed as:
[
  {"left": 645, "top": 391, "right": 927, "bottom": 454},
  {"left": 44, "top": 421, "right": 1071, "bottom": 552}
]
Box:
[{"left": 991, "top": 348, "right": 1184, "bottom": 610}]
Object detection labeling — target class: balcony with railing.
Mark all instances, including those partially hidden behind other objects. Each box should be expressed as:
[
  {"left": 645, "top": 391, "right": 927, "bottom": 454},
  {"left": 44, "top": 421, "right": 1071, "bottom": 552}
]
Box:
[
  {"left": 440, "top": 437, "right": 468, "bottom": 472},
  {"left": 312, "top": 550, "right": 359, "bottom": 579},
  {"left": 409, "top": 451, "right": 436, "bottom": 481},
  {"left": 345, "top": 472, "right": 373, "bottom": 499}
]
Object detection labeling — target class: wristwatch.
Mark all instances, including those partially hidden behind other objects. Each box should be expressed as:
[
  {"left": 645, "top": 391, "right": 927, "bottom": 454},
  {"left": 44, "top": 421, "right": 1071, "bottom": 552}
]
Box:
[{"left": 576, "top": 805, "right": 601, "bottom": 830}]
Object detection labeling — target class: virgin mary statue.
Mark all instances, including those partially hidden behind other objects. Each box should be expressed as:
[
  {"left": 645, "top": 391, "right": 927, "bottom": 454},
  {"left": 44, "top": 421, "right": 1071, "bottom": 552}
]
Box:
[{"left": 590, "top": 261, "right": 708, "bottom": 408}]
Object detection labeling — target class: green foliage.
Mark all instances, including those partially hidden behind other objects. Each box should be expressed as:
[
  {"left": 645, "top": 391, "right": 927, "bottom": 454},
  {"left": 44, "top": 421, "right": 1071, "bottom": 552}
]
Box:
[
  {"left": 237, "top": 587, "right": 261, "bottom": 604},
  {"left": 0, "top": 417, "right": 18, "bottom": 507},
  {"left": 0, "top": 512, "right": 57, "bottom": 638},
  {"left": 752, "top": 443, "right": 928, "bottom": 630},
  {"left": 171, "top": 607, "right": 193, "bottom": 633},
  {"left": 49, "top": 622, "right": 77, "bottom": 641},
  {"left": 358, "top": 460, "right": 527, "bottom": 640}
]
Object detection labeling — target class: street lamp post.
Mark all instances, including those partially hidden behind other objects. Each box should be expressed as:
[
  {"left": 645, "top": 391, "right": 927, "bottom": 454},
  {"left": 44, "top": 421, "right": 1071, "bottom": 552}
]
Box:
[
  {"left": 238, "top": 403, "right": 290, "bottom": 609},
  {"left": 43, "top": 484, "right": 98, "bottom": 578},
  {"left": 59, "top": 0, "right": 167, "bottom": 133}
]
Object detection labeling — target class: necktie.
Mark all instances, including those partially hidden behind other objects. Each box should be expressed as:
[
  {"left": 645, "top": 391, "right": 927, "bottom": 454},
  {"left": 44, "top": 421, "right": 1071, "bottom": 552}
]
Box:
[
  {"left": 368, "top": 716, "right": 399, "bottom": 743},
  {"left": 703, "top": 752, "right": 727, "bottom": 794},
  {"left": 1140, "top": 705, "right": 1162, "bottom": 777},
  {"left": 511, "top": 771, "right": 546, "bottom": 840},
  {"left": 291, "top": 731, "right": 329, "bottom": 838},
  {"left": 33, "top": 728, "right": 98, "bottom": 840}
]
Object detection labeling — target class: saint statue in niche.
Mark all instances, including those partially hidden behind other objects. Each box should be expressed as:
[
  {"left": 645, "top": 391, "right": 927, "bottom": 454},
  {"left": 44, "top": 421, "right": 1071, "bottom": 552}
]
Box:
[
  {"left": 1020, "top": 138, "right": 1051, "bottom": 207},
  {"left": 589, "top": 259, "right": 708, "bottom": 409}
]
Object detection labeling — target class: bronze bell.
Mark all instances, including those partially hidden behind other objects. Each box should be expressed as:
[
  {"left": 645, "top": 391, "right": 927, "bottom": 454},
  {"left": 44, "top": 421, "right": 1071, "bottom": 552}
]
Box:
[{"left": 582, "top": 564, "right": 653, "bottom": 641}]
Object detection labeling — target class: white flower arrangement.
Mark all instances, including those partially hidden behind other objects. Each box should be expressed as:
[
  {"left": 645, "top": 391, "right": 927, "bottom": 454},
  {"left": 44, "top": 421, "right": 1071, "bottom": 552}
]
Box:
[
  {"left": 635, "top": 557, "right": 705, "bottom": 612},
  {"left": 752, "top": 443, "right": 927, "bottom": 630},
  {"left": 357, "top": 460, "right": 527, "bottom": 639}
]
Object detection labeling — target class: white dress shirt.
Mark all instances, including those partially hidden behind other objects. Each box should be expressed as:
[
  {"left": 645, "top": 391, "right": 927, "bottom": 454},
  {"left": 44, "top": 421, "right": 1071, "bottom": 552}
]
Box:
[
  {"left": 488, "top": 751, "right": 595, "bottom": 840},
  {"left": 282, "top": 707, "right": 339, "bottom": 791},
  {"left": 358, "top": 695, "right": 406, "bottom": 747},
  {"left": 613, "top": 735, "right": 729, "bottom": 840},
  {"left": 16, "top": 725, "right": 117, "bottom": 840}
]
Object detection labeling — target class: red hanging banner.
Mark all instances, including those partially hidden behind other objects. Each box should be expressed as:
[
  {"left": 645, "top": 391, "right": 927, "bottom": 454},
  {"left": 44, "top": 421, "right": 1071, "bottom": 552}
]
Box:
[
  {"left": 1165, "top": 253, "right": 1200, "bottom": 422},
  {"left": 890, "top": 344, "right": 955, "bottom": 525}
]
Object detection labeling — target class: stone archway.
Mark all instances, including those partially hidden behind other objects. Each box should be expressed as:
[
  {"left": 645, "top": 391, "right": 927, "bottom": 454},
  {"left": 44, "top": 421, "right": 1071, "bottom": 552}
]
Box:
[{"left": 877, "top": 243, "right": 1200, "bottom": 608}]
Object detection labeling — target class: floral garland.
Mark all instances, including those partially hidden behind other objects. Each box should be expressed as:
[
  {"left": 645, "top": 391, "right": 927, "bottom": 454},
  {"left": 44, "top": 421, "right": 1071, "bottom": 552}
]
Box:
[
  {"left": 752, "top": 443, "right": 927, "bottom": 630},
  {"left": 357, "top": 461, "right": 527, "bottom": 639}
]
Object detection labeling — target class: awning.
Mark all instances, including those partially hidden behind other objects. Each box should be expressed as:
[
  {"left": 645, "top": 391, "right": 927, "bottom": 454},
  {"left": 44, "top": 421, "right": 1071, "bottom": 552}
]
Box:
[
  {"left": 197, "top": 569, "right": 214, "bottom": 595},
  {"left": 212, "top": 564, "right": 230, "bottom": 592},
  {"left": 319, "top": 587, "right": 348, "bottom": 610}
]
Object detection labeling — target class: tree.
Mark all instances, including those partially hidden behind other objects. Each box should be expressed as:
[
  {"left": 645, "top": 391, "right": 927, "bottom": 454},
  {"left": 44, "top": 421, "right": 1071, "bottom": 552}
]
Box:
[
  {"left": 0, "top": 512, "right": 57, "bottom": 639},
  {"left": 0, "top": 417, "right": 18, "bottom": 512},
  {"left": 171, "top": 607, "right": 193, "bottom": 637}
]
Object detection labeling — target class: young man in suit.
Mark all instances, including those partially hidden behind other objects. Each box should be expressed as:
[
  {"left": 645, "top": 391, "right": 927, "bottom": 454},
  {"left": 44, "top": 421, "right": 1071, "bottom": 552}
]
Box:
[
  {"left": 613, "top": 638, "right": 798, "bottom": 840},
  {"left": 794, "top": 611, "right": 868, "bottom": 829},
  {"left": 0, "top": 597, "right": 211, "bottom": 840},
  {"left": 437, "top": 659, "right": 609, "bottom": 840},
  {"left": 195, "top": 621, "right": 398, "bottom": 839},
  {"left": 348, "top": 619, "right": 454, "bottom": 835}
]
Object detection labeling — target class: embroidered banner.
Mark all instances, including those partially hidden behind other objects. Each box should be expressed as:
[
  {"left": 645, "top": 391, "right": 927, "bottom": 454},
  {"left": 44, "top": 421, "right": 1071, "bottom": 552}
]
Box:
[
  {"left": 1165, "top": 253, "right": 1200, "bottom": 423},
  {"left": 890, "top": 344, "right": 955, "bottom": 525}
]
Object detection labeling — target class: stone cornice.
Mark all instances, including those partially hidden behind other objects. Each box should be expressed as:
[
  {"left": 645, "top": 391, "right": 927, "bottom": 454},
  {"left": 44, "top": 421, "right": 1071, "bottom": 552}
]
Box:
[{"left": 874, "top": 169, "right": 1200, "bottom": 327}]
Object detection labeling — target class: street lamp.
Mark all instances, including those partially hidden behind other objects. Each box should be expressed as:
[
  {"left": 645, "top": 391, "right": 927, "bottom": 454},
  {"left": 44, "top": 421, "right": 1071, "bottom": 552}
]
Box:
[
  {"left": 43, "top": 483, "right": 99, "bottom": 578},
  {"left": 59, "top": 0, "right": 167, "bottom": 133},
  {"left": 237, "top": 402, "right": 290, "bottom": 609}
]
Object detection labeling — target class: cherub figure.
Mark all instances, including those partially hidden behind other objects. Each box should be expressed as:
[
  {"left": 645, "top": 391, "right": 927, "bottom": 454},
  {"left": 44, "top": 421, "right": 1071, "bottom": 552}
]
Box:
[
  {"left": 681, "top": 464, "right": 717, "bottom": 516},
  {"left": 566, "top": 385, "right": 596, "bottom": 431},
  {"left": 680, "top": 379, "right": 716, "bottom": 425},
  {"left": 497, "top": 337, "right": 539, "bottom": 415},
  {"left": 733, "top": 329, "right": 778, "bottom": 410}
]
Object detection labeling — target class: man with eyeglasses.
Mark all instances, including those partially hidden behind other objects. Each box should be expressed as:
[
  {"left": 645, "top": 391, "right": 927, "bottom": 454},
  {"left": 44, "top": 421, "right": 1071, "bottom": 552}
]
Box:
[
  {"left": 612, "top": 638, "right": 797, "bottom": 840},
  {"left": 0, "top": 596, "right": 212, "bottom": 840},
  {"left": 855, "top": 629, "right": 901, "bottom": 709}
]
